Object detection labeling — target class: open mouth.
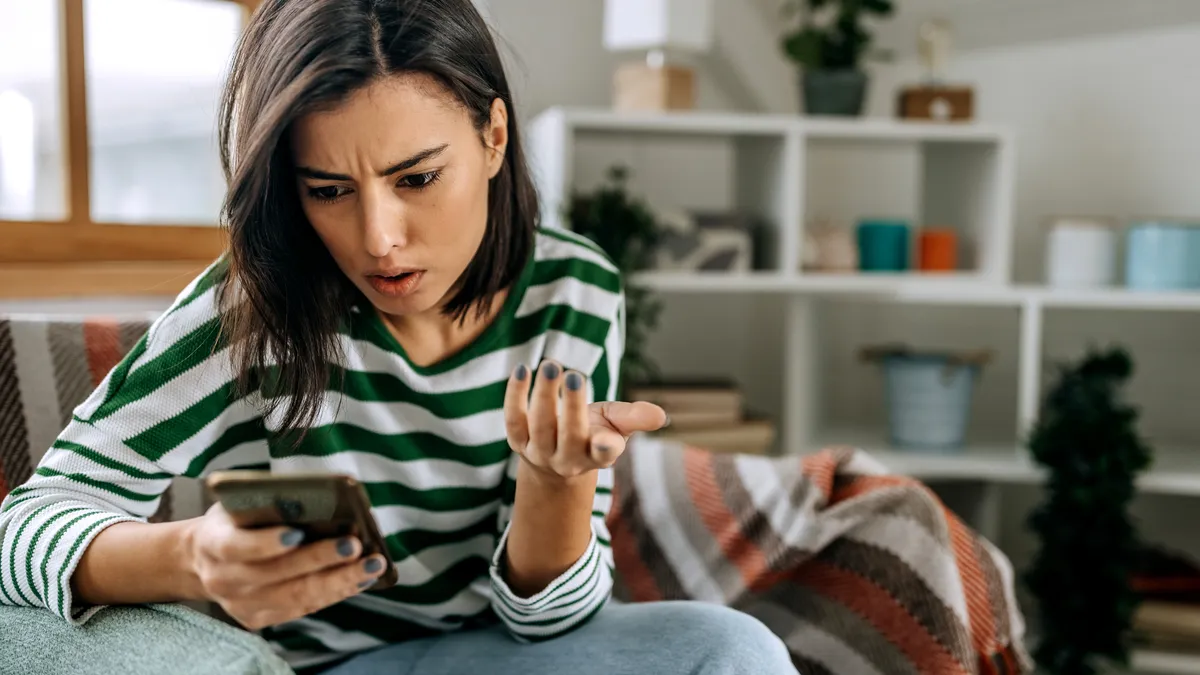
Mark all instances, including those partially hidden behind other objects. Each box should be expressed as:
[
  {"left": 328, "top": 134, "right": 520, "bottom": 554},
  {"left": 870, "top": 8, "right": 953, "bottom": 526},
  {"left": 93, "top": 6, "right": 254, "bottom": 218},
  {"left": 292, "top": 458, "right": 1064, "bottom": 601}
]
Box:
[{"left": 368, "top": 270, "right": 425, "bottom": 297}]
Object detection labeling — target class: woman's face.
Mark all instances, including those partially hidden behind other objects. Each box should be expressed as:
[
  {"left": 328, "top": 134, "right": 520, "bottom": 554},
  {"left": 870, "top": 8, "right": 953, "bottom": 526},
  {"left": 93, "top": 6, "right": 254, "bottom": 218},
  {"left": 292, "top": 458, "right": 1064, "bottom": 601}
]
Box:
[{"left": 290, "top": 74, "right": 508, "bottom": 319}]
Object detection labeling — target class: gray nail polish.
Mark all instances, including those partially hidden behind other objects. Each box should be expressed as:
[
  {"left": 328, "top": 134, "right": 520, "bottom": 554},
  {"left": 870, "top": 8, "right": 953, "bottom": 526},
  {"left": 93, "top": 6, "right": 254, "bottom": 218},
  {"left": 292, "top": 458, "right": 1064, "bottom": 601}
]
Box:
[
  {"left": 542, "top": 362, "right": 560, "bottom": 379},
  {"left": 595, "top": 444, "right": 611, "bottom": 455},
  {"left": 663, "top": 415, "right": 672, "bottom": 428},
  {"left": 514, "top": 364, "right": 528, "bottom": 380},
  {"left": 565, "top": 372, "right": 583, "bottom": 391},
  {"left": 337, "top": 537, "right": 355, "bottom": 558},
  {"left": 364, "top": 557, "right": 384, "bottom": 574},
  {"left": 280, "top": 529, "right": 304, "bottom": 547}
]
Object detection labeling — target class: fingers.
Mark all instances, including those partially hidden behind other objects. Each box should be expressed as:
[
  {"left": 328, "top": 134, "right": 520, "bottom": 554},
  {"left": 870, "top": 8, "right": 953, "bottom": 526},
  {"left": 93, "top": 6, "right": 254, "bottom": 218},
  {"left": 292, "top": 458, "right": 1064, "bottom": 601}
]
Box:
[
  {"left": 233, "top": 536, "right": 364, "bottom": 589},
  {"left": 589, "top": 428, "right": 627, "bottom": 468},
  {"left": 526, "top": 360, "right": 562, "bottom": 462},
  {"left": 589, "top": 400, "right": 668, "bottom": 437},
  {"left": 504, "top": 363, "right": 532, "bottom": 452},
  {"left": 239, "top": 553, "right": 388, "bottom": 630},
  {"left": 202, "top": 503, "right": 304, "bottom": 564},
  {"left": 556, "top": 370, "right": 591, "bottom": 475}
]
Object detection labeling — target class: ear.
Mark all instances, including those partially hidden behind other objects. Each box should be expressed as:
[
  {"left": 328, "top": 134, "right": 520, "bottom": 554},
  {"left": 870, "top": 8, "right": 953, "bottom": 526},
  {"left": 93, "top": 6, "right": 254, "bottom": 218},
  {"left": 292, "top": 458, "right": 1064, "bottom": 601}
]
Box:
[{"left": 484, "top": 98, "right": 509, "bottom": 179}]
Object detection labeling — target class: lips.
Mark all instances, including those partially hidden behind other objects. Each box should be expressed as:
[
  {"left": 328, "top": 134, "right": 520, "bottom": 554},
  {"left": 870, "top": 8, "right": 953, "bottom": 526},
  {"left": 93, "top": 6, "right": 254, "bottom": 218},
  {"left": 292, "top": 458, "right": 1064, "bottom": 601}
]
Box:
[{"left": 367, "top": 270, "right": 425, "bottom": 298}]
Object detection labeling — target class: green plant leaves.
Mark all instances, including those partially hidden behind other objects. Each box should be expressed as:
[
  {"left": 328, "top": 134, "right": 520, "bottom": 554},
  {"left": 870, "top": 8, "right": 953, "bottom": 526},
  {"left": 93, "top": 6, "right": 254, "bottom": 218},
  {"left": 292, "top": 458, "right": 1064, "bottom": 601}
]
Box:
[
  {"left": 779, "top": 0, "right": 895, "bottom": 69},
  {"left": 782, "top": 28, "right": 824, "bottom": 68},
  {"left": 563, "top": 165, "right": 663, "bottom": 394}
]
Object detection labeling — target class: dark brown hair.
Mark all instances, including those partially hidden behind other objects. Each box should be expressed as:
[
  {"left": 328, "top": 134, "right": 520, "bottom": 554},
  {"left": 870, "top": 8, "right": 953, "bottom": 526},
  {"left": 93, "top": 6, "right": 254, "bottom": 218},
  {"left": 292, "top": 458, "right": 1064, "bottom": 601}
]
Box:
[{"left": 217, "top": 0, "right": 538, "bottom": 435}]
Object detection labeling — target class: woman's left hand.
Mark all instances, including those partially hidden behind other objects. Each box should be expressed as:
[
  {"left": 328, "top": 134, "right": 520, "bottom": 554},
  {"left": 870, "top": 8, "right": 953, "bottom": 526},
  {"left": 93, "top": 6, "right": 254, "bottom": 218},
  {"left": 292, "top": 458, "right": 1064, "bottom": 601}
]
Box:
[{"left": 504, "top": 359, "right": 667, "bottom": 480}]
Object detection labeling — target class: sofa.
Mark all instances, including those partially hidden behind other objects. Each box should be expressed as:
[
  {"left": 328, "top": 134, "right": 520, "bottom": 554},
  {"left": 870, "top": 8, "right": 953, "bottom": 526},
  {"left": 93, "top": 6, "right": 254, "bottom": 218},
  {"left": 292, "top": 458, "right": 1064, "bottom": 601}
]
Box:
[{"left": 0, "top": 315, "right": 1031, "bottom": 675}]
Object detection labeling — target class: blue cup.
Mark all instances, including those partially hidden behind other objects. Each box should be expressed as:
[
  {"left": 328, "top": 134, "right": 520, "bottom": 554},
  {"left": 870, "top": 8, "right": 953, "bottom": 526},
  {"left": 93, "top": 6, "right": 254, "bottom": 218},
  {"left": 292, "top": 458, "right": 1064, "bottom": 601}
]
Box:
[
  {"left": 857, "top": 220, "right": 910, "bottom": 272},
  {"left": 1188, "top": 225, "right": 1200, "bottom": 289},
  {"left": 1126, "top": 221, "right": 1192, "bottom": 290}
]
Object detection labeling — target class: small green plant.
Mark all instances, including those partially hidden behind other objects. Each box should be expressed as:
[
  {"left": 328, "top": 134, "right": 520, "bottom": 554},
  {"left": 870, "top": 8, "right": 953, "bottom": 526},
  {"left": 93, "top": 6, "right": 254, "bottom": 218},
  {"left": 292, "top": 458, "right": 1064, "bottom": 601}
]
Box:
[
  {"left": 564, "top": 166, "right": 662, "bottom": 394},
  {"left": 780, "top": 0, "right": 896, "bottom": 71},
  {"left": 1024, "top": 347, "right": 1153, "bottom": 675}
]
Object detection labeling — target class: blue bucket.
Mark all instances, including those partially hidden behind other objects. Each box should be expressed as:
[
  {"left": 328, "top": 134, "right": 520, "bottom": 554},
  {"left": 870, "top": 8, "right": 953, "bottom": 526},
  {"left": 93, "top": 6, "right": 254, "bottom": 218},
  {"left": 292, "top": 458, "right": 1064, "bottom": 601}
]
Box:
[{"left": 863, "top": 347, "right": 990, "bottom": 452}]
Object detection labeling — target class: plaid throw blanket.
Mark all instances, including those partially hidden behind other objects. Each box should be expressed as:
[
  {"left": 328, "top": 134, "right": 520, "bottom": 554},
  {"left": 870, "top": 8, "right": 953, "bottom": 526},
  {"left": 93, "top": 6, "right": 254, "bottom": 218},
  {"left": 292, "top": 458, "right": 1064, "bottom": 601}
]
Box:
[{"left": 606, "top": 437, "right": 1033, "bottom": 675}]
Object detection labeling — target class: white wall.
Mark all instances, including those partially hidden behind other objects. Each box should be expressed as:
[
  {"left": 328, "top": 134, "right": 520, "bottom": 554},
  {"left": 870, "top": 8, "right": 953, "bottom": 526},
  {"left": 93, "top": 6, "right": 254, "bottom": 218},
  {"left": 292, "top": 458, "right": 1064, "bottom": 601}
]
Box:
[{"left": 486, "top": 0, "right": 794, "bottom": 122}]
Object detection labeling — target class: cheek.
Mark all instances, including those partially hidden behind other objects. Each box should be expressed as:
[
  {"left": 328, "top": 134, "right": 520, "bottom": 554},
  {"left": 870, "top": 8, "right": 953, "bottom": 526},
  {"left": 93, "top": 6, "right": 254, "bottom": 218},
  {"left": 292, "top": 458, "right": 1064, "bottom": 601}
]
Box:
[
  {"left": 428, "top": 170, "right": 491, "bottom": 242},
  {"left": 303, "top": 203, "right": 357, "bottom": 263}
]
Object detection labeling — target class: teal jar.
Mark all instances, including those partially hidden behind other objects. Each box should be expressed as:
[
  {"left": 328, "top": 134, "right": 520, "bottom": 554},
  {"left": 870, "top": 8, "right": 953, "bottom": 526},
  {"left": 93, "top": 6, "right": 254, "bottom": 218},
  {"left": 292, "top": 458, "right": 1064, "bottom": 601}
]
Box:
[
  {"left": 1125, "top": 221, "right": 1193, "bottom": 290},
  {"left": 857, "top": 219, "right": 910, "bottom": 272}
]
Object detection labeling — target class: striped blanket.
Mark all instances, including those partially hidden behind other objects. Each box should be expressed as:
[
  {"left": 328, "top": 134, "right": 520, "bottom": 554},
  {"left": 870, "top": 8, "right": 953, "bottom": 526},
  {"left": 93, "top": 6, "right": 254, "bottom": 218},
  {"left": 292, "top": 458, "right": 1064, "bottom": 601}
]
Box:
[
  {"left": 0, "top": 317, "right": 173, "bottom": 521},
  {"left": 606, "top": 437, "right": 1033, "bottom": 675}
]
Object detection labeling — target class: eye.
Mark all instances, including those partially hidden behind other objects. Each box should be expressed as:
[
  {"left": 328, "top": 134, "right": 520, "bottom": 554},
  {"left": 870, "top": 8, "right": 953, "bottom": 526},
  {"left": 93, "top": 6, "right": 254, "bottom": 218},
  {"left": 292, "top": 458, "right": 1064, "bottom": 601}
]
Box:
[
  {"left": 397, "top": 170, "right": 441, "bottom": 190},
  {"left": 307, "top": 185, "right": 352, "bottom": 203}
]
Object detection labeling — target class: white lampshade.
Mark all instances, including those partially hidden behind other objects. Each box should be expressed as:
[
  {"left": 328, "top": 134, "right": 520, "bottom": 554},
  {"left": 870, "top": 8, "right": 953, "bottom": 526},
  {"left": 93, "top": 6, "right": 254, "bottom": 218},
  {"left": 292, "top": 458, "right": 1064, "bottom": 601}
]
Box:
[{"left": 603, "top": 0, "right": 714, "bottom": 54}]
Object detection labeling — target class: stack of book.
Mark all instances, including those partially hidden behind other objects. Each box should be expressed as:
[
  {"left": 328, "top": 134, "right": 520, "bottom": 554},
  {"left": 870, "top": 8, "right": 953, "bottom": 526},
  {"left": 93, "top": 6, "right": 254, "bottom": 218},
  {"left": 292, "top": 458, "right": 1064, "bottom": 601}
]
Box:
[
  {"left": 1132, "top": 546, "right": 1200, "bottom": 653},
  {"left": 627, "top": 379, "right": 775, "bottom": 455}
]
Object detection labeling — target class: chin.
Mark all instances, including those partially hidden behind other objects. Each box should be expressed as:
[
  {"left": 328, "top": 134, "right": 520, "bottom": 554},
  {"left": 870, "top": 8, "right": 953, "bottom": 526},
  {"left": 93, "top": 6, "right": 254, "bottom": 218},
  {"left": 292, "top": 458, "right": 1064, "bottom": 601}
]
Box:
[{"left": 362, "top": 282, "right": 446, "bottom": 319}]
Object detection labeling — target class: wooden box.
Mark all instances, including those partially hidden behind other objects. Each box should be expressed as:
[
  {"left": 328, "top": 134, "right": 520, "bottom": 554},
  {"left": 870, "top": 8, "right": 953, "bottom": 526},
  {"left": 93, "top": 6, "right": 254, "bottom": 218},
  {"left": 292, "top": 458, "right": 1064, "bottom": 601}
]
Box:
[
  {"left": 613, "top": 63, "right": 696, "bottom": 111},
  {"left": 897, "top": 86, "right": 974, "bottom": 121}
]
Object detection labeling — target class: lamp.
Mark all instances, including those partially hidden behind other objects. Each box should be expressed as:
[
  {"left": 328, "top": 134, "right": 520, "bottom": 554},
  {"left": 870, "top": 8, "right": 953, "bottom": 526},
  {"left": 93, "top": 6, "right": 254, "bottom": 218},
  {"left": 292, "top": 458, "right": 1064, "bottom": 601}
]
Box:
[{"left": 603, "top": 0, "right": 714, "bottom": 112}]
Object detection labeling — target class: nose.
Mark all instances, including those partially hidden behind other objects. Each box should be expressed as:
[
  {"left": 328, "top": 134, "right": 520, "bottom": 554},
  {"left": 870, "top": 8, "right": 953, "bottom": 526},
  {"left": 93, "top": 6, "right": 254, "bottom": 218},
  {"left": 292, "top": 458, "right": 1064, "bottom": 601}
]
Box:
[{"left": 361, "top": 187, "right": 406, "bottom": 258}]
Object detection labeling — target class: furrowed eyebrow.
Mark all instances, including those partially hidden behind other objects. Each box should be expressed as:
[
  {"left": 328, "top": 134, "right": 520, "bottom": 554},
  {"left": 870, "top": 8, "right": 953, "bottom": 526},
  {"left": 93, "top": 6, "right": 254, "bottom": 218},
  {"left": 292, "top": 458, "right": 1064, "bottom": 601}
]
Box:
[{"left": 296, "top": 144, "right": 449, "bottom": 181}]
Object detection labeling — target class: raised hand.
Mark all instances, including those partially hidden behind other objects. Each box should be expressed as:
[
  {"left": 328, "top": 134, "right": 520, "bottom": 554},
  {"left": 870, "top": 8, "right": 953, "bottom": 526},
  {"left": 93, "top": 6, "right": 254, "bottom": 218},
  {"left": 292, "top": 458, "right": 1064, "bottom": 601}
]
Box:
[{"left": 503, "top": 359, "right": 667, "bottom": 480}]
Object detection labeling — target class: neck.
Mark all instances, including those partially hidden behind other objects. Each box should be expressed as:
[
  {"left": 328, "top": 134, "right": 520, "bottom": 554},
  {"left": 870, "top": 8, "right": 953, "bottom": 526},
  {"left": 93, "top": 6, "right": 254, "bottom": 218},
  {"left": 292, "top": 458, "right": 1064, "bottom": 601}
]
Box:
[{"left": 378, "top": 290, "right": 508, "bottom": 367}]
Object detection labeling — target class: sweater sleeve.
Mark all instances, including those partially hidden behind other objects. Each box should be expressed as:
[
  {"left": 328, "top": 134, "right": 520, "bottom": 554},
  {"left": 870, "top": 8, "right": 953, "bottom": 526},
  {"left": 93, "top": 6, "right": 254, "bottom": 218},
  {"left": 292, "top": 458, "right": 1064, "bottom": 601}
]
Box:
[
  {"left": 0, "top": 275, "right": 268, "bottom": 624},
  {"left": 487, "top": 288, "right": 623, "bottom": 641}
]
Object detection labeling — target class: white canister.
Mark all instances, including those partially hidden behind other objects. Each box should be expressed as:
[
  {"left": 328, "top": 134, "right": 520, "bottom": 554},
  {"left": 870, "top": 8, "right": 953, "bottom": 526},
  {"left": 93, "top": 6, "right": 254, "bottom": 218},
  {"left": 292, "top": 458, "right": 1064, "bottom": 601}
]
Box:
[{"left": 1044, "top": 216, "right": 1118, "bottom": 289}]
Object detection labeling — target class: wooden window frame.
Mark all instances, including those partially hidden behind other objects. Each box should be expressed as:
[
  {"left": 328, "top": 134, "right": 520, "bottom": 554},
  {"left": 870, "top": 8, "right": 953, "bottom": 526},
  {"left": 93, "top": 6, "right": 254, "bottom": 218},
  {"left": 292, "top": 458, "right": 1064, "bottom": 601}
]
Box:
[{"left": 0, "top": 0, "right": 261, "bottom": 298}]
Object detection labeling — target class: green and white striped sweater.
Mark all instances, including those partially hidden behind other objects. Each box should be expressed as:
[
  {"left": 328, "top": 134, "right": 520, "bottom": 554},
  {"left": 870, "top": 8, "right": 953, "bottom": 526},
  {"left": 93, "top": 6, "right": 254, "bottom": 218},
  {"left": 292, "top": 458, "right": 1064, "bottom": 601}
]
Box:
[{"left": 0, "top": 228, "right": 623, "bottom": 670}]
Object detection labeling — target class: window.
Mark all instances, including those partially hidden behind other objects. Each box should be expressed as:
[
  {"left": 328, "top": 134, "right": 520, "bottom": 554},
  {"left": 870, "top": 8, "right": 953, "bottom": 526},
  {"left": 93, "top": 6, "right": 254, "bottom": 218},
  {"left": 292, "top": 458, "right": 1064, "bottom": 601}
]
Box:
[
  {"left": 0, "top": 0, "right": 255, "bottom": 274},
  {"left": 0, "top": 1, "right": 66, "bottom": 221},
  {"left": 86, "top": 0, "right": 242, "bottom": 225}
]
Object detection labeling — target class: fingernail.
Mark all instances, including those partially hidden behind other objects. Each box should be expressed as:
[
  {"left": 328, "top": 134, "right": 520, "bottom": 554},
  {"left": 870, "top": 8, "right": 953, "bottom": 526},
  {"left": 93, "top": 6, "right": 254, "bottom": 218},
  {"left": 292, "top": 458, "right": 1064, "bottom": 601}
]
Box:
[
  {"left": 565, "top": 372, "right": 583, "bottom": 391},
  {"left": 358, "top": 580, "right": 374, "bottom": 590},
  {"left": 514, "top": 364, "right": 528, "bottom": 381},
  {"left": 663, "top": 415, "right": 671, "bottom": 428},
  {"left": 337, "top": 537, "right": 355, "bottom": 558},
  {"left": 364, "top": 557, "right": 383, "bottom": 574},
  {"left": 542, "top": 362, "right": 560, "bottom": 379},
  {"left": 594, "top": 444, "right": 611, "bottom": 455},
  {"left": 280, "top": 529, "right": 304, "bottom": 547}
]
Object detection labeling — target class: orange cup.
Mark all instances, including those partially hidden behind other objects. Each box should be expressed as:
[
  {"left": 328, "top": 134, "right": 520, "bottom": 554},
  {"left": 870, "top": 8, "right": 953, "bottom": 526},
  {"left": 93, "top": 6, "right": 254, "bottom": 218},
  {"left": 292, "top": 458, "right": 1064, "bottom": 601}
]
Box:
[{"left": 919, "top": 229, "right": 958, "bottom": 271}]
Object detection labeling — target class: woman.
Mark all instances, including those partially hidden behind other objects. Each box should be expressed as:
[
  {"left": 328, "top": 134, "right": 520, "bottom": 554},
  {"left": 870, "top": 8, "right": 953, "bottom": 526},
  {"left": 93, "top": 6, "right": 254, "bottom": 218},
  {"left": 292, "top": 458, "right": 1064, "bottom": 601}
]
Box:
[{"left": 0, "top": 0, "right": 797, "bottom": 673}]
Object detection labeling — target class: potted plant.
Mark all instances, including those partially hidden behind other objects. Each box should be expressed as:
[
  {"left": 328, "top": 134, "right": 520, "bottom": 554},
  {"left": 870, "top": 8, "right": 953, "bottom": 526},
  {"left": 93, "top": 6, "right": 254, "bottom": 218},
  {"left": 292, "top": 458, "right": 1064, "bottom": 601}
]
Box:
[
  {"left": 1024, "top": 348, "right": 1153, "bottom": 675},
  {"left": 564, "top": 165, "right": 663, "bottom": 395},
  {"left": 780, "top": 0, "right": 896, "bottom": 116}
]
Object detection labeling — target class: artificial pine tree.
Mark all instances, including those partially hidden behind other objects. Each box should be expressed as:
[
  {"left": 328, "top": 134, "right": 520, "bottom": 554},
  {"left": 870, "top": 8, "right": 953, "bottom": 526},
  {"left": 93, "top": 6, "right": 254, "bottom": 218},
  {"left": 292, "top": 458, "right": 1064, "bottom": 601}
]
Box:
[{"left": 1025, "top": 348, "right": 1153, "bottom": 675}]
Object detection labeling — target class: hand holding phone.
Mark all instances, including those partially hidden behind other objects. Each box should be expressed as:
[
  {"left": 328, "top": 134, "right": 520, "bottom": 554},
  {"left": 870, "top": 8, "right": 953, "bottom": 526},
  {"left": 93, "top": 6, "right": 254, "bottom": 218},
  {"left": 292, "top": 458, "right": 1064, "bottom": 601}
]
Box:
[{"left": 189, "top": 471, "right": 396, "bottom": 631}]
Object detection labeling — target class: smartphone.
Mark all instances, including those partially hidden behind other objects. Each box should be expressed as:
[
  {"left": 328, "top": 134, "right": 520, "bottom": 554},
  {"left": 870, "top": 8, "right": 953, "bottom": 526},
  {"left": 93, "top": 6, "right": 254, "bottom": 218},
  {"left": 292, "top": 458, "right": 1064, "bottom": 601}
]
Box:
[{"left": 204, "top": 470, "right": 398, "bottom": 590}]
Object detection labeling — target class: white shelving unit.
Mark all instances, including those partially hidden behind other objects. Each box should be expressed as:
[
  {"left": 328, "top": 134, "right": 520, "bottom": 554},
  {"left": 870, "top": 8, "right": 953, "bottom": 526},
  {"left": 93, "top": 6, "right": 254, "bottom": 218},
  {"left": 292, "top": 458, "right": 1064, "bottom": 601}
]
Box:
[
  {"left": 527, "top": 105, "right": 1200, "bottom": 673},
  {"left": 529, "top": 106, "right": 1017, "bottom": 452}
]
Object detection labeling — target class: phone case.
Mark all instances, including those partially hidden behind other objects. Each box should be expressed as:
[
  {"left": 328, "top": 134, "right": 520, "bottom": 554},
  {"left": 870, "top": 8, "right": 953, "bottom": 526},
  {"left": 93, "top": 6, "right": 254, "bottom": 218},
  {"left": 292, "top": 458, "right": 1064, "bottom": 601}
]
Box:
[{"left": 204, "top": 471, "right": 398, "bottom": 590}]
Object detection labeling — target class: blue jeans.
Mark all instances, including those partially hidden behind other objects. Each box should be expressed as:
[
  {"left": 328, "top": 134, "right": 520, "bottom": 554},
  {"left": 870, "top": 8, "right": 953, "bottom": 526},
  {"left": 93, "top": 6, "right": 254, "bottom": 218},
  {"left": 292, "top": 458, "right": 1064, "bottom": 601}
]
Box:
[{"left": 321, "top": 601, "right": 799, "bottom": 675}]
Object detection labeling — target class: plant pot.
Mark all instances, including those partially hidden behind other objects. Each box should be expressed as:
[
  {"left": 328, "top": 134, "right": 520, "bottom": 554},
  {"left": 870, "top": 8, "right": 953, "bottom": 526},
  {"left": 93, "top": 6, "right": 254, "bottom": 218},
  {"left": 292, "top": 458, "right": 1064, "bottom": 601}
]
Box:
[{"left": 801, "top": 69, "right": 867, "bottom": 116}]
